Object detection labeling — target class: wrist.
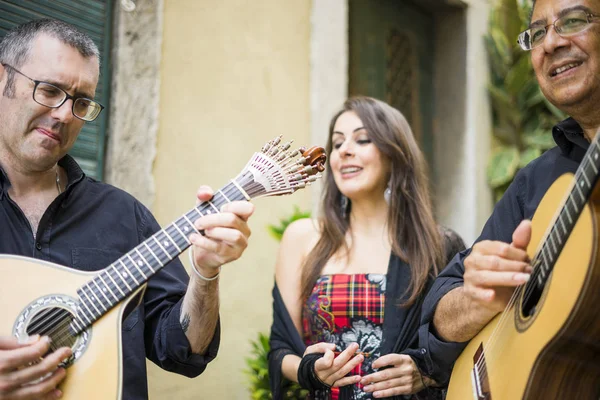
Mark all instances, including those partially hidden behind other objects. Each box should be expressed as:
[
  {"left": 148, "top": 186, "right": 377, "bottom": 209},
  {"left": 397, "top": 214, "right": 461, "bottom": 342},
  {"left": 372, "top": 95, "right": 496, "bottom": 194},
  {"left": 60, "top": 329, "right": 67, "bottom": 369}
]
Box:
[
  {"left": 188, "top": 248, "right": 220, "bottom": 281},
  {"left": 297, "top": 353, "right": 330, "bottom": 391}
]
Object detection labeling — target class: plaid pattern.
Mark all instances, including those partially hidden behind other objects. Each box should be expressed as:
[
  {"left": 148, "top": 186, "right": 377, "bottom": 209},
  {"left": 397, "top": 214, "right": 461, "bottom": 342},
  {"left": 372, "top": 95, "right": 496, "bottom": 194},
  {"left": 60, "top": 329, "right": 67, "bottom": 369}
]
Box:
[{"left": 303, "top": 274, "right": 386, "bottom": 399}]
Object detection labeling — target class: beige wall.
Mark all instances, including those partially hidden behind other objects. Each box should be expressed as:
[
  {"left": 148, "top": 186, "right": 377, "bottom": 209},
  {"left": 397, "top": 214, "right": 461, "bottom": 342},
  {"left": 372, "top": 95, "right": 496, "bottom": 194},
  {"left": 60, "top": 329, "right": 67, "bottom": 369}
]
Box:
[{"left": 149, "top": 1, "right": 312, "bottom": 399}]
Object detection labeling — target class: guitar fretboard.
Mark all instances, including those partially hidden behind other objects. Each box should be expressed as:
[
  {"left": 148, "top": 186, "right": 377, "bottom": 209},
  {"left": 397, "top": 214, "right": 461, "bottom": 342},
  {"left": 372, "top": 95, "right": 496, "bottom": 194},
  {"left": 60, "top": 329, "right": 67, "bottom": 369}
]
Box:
[
  {"left": 532, "top": 137, "right": 600, "bottom": 289},
  {"left": 70, "top": 173, "right": 256, "bottom": 334}
]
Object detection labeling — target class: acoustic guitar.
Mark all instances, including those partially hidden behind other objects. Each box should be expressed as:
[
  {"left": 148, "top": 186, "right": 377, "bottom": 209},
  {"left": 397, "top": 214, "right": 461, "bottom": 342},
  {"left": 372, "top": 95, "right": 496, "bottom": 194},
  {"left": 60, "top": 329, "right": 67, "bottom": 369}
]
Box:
[
  {"left": 446, "top": 133, "right": 600, "bottom": 399},
  {"left": 0, "top": 136, "right": 326, "bottom": 400}
]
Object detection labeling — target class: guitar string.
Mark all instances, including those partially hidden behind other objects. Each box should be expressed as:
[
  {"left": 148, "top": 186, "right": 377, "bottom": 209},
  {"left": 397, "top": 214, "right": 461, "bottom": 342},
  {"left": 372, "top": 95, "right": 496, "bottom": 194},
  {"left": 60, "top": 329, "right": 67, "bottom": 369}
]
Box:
[
  {"left": 473, "top": 178, "right": 575, "bottom": 374},
  {"left": 28, "top": 151, "right": 316, "bottom": 344},
  {"left": 520, "top": 155, "right": 589, "bottom": 305},
  {"left": 473, "top": 151, "right": 596, "bottom": 376}
]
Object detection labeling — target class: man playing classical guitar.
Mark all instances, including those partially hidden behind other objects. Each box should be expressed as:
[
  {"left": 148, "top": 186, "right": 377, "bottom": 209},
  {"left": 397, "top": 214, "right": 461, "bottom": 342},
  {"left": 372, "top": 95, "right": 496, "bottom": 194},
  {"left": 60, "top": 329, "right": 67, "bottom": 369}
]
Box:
[
  {"left": 417, "top": 0, "right": 600, "bottom": 387},
  {"left": 0, "top": 20, "right": 253, "bottom": 400}
]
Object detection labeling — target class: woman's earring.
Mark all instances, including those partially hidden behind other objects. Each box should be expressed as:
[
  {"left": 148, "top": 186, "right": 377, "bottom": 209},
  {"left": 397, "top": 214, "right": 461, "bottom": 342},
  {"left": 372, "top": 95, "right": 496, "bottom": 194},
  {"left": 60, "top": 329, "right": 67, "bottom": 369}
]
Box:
[
  {"left": 341, "top": 194, "right": 349, "bottom": 218},
  {"left": 384, "top": 183, "right": 392, "bottom": 204}
]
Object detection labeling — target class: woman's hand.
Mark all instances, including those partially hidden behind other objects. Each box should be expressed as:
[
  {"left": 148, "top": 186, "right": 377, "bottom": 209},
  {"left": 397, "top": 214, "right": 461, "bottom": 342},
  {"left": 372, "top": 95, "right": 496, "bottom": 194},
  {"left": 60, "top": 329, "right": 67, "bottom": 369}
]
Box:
[
  {"left": 304, "top": 342, "right": 363, "bottom": 387},
  {"left": 360, "top": 354, "right": 427, "bottom": 398}
]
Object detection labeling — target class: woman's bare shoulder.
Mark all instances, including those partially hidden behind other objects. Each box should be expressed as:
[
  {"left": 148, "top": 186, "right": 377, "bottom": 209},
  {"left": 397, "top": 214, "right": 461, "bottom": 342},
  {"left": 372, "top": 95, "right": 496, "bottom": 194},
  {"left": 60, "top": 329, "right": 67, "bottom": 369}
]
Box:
[
  {"left": 281, "top": 218, "right": 320, "bottom": 244},
  {"left": 276, "top": 218, "right": 321, "bottom": 277}
]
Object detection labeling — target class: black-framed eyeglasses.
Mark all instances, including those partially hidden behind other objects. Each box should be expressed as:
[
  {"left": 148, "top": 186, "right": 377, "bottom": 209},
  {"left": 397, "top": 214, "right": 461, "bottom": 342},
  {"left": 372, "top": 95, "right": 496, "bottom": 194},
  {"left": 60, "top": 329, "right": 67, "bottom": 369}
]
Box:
[
  {"left": 1, "top": 63, "right": 104, "bottom": 122},
  {"left": 517, "top": 9, "right": 599, "bottom": 51}
]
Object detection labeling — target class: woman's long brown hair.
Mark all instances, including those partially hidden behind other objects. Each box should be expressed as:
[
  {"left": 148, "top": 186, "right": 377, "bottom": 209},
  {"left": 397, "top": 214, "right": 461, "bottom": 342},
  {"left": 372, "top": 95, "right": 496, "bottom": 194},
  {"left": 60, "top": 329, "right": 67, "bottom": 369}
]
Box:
[{"left": 300, "top": 96, "right": 444, "bottom": 306}]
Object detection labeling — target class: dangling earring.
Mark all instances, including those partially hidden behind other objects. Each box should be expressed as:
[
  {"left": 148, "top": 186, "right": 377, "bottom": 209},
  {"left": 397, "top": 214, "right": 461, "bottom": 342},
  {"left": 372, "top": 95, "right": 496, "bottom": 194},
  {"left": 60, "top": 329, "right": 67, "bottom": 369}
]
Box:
[
  {"left": 341, "top": 194, "right": 349, "bottom": 219},
  {"left": 384, "top": 181, "right": 392, "bottom": 204}
]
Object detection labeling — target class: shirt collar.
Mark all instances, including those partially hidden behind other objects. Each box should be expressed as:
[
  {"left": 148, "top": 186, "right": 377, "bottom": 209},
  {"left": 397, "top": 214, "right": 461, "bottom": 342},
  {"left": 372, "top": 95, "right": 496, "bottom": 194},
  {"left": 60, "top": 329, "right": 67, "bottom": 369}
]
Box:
[
  {"left": 552, "top": 117, "right": 590, "bottom": 158},
  {"left": 0, "top": 154, "right": 85, "bottom": 200}
]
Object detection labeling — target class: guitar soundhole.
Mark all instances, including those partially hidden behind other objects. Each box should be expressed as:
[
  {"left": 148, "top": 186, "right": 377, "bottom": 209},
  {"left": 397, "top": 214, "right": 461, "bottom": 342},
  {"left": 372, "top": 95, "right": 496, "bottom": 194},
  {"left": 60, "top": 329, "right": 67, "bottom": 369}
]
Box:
[
  {"left": 27, "top": 307, "right": 77, "bottom": 351},
  {"left": 13, "top": 296, "right": 91, "bottom": 369},
  {"left": 521, "top": 280, "right": 543, "bottom": 318}
]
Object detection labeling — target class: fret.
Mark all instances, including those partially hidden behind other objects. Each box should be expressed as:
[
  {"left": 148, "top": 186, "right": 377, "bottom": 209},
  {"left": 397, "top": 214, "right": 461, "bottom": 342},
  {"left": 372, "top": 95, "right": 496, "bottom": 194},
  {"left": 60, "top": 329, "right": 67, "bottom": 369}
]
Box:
[
  {"left": 583, "top": 160, "right": 598, "bottom": 184},
  {"left": 193, "top": 207, "right": 204, "bottom": 219},
  {"left": 568, "top": 194, "right": 581, "bottom": 215},
  {"left": 106, "top": 268, "right": 126, "bottom": 297},
  {"left": 119, "top": 259, "right": 141, "bottom": 286},
  {"left": 71, "top": 318, "right": 84, "bottom": 333},
  {"left": 579, "top": 168, "right": 591, "bottom": 188},
  {"left": 152, "top": 236, "right": 171, "bottom": 259},
  {"left": 77, "top": 296, "right": 95, "bottom": 325},
  {"left": 144, "top": 242, "right": 164, "bottom": 267},
  {"left": 231, "top": 179, "right": 251, "bottom": 200},
  {"left": 82, "top": 284, "right": 106, "bottom": 314},
  {"left": 165, "top": 224, "right": 188, "bottom": 250},
  {"left": 97, "top": 274, "right": 119, "bottom": 302},
  {"left": 182, "top": 215, "right": 199, "bottom": 235},
  {"left": 549, "top": 230, "right": 558, "bottom": 255},
  {"left": 208, "top": 201, "right": 219, "bottom": 213},
  {"left": 559, "top": 215, "right": 567, "bottom": 236},
  {"left": 574, "top": 180, "right": 586, "bottom": 203},
  {"left": 163, "top": 229, "right": 182, "bottom": 253},
  {"left": 223, "top": 181, "right": 248, "bottom": 202},
  {"left": 135, "top": 248, "right": 155, "bottom": 273},
  {"left": 127, "top": 254, "right": 148, "bottom": 281},
  {"left": 537, "top": 272, "right": 544, "bottom": 286},
  {"left": 91, "top": 279, "right": 111, "bottom": 304},
  {"left": 563, "top": 204, "right": 574, "bottom": 224},
  {"left": 540, "top": 248, "right": 550, "bottom": 279},
  {"left": 218, "top": 189, "right": 231, "bottom": 203},
  {"left": 86, "top": 282, "right": 108, "bottom": 312},
  {"left": 589, "top": 155, "right": 599, "bottom": 174},
  {"left": 173, "top": 222, "right": 191, "bottom": 245},
  {"left": 114, "top": 263, "right": 134, "bottom": 291}
]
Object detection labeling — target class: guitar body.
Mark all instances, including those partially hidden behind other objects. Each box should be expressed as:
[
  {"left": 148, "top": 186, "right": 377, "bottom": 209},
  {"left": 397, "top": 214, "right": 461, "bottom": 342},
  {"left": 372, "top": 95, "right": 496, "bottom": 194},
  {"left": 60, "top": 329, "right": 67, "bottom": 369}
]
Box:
[
  {"left": 0, "top": 255, "right": 141, "bottom": 400},
  {"left": 447, "top": 174, "right": 600, "bottom": 400}
]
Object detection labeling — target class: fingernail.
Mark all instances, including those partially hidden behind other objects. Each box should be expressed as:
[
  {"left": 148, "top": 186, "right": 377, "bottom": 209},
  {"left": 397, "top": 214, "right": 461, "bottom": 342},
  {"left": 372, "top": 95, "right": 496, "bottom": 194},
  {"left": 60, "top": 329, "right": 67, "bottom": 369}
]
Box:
[
  {"left": 364, "top": 385, "right": 372, "bottom": 392},
  {"left": 525, "top": 265, "right": 533, "bottom": 273},
  {"left": 20, "top": 334, "right": 40, "bottom": 344},
  {"left": 54, "top": 389, "right": 63, "bottom": 399},
  {"left": 514, "top": 273, "right": 530, "bottom": 283}
]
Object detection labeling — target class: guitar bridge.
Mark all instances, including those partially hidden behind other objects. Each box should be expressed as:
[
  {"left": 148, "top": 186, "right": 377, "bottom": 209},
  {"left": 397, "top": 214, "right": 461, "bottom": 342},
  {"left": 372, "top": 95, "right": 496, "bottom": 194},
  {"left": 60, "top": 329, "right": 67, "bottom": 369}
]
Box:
[{"left": 470, "top": 343, "right": 492, "bottom": 399}]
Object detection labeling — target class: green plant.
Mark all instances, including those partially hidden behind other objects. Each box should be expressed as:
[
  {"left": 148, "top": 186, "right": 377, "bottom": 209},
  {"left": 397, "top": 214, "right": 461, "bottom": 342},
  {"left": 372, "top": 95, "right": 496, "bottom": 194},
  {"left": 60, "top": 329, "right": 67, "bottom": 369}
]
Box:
[
  {"left": 245, "top": 207, "right": 311, "bottom": 399},
  {"left": 244, "top": 332, "right": 309, "bottom": 400},
  {"left": 485, "top": 0, "right": 566, "bottom": 202},
  {"left": 267, "top": 206, "right": 311, "bottom": 241}
]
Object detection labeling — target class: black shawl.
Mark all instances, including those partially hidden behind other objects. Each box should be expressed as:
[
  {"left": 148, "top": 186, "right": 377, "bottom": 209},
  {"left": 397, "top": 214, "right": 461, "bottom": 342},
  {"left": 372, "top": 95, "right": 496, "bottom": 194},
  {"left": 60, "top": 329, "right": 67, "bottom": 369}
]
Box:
[{"left": 268, "top": 228, "right": 465, "bottom": 399}]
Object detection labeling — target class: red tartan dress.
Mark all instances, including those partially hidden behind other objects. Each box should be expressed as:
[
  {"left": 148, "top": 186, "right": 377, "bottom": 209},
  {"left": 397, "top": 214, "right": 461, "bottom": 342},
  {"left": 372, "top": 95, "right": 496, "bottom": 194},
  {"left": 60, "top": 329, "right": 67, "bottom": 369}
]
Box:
[{"left": 303, "top": 274, "right": 386, "bottom": 400}]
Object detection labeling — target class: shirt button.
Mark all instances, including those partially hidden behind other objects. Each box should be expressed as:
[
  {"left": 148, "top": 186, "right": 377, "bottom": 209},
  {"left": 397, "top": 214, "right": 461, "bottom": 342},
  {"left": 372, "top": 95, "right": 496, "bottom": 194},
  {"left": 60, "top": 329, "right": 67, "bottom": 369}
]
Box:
[
  {"left": 420, "top": 348, "right": 427, "bottom": 355},
  {"left": 35, "top": 242, "right": 42, "bottom": 251}
]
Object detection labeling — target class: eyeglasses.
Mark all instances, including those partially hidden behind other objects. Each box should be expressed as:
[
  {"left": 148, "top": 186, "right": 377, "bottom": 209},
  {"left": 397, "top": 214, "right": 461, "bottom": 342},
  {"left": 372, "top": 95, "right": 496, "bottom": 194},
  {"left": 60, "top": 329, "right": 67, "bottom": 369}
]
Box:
[
  {"left": 517, "top": 9, "right": 599, "bottom": 51},
  {"left": 1, "top": 63, "right": 104, "bottom": 122}
]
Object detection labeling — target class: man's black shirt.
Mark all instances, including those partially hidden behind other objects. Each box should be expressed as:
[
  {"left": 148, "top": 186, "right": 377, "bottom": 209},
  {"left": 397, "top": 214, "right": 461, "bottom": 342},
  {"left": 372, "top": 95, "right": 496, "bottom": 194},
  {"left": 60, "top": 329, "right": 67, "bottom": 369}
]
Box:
[
  {"left": 0, "top": 155, "right": 219, "bottom": 399},
  {"left": 418, "top": 117, "right": 588, "bottom": 384}
]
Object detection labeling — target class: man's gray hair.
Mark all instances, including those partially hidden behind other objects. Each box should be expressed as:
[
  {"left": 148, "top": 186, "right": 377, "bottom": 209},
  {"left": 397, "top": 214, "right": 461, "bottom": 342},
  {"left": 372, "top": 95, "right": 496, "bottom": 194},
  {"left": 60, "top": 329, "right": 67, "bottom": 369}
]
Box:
[{"left": 0, "top": 19, "right": 100, "bottom": 96}]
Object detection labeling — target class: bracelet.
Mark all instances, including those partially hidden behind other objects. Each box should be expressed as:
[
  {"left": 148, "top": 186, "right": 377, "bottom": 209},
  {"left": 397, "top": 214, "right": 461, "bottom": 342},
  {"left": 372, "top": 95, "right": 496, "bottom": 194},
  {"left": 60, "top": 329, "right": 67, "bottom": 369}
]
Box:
[
  {"left": 297, "top": 353, "right": 330, "bottom": 391},
  {"left": 188, "top": 248, "right": 220, "bottom": 281}
]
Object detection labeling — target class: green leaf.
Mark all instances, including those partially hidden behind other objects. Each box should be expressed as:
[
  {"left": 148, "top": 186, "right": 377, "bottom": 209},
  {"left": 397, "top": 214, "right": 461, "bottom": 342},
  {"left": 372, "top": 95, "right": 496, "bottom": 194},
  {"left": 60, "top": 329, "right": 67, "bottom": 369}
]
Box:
[
  {"left": 505, "top": 54, "right": 531, "bottom": 97},
  {"left": 523, "top": 129, "right": 556, "bottom": 149},
  {"left": 266, "top": 206, "right": 311, "bottom": 242},
  {"left": 487, "top": 147, "right": 520, "bottom": 188},
  {"left": 486, "top": 0, "right": 561, "bottom": 201},
  {"left": 519, "top": 148, "right": 541, "bottom": 168}
]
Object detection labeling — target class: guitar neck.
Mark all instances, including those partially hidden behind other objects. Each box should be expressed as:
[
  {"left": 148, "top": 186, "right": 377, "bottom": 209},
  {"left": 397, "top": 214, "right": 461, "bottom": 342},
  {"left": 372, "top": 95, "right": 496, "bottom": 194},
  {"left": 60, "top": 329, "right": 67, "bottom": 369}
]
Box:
[
  {"left": 70, "top": 173, "right": 256, "bottom": 334},
  {"left": 67, "top": 136, "right": 326, "bottom": 335},
  {"left": 532, "top": 135, "right": 600, "bottom": 289}
]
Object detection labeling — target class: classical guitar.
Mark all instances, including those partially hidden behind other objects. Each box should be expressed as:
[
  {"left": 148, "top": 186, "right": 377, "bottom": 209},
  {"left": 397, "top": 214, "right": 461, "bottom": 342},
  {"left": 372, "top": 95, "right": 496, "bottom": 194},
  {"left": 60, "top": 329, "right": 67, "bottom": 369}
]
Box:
[
  {"left": 0, "top": 136, "right": 326, "bottom": 400},
  {"left": 446, "top": 132, "right": 600, "bottom": 400}
]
